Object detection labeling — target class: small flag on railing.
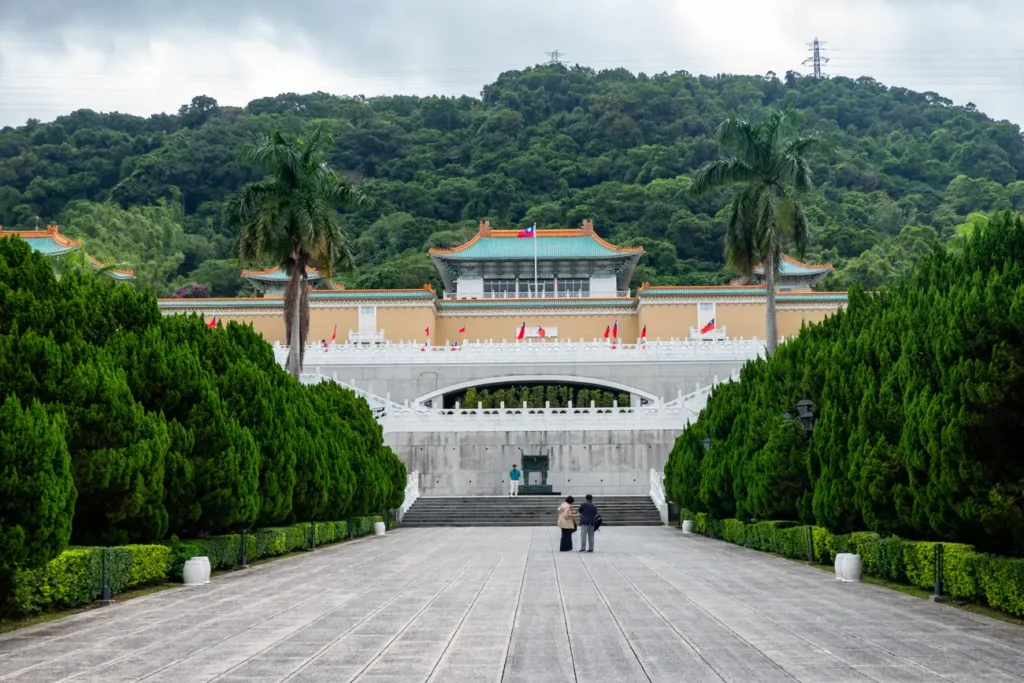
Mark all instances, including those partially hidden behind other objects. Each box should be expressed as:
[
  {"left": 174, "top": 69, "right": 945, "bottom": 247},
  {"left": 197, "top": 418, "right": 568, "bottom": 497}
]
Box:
[
  {"left": 330, "top": 324, "right": 337, "bottom": 342},
  {"left": 640, "top": 324, "right": 647, "bottom": 346},
  {"left": 700, "top": 318, "right": 716, "bottom": 334},
  {"left": 517, "top": 321, "right": 526, "bottom": 340},
  {"left": 425, "top": 326, "right": 430, "bottom": 337},
  {"left": 612, "top": 319, "right": 618, "bottom": 339},
  {"left": 207, "top": 316, "right": 217, "bottom": 329},
  {"left": 459, "top": 325, "right": 466, "bottom": 334},
  {"left": 603, "top": 324, "right": 610, "bottom": 339},
  {"left": 538, "top": 326, "right": 546, "bottom": 338}
]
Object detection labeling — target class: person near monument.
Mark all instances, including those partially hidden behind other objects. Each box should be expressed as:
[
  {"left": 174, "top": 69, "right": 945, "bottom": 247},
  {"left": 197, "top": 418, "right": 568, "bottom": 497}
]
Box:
[
  {"left": 557, "top": 496, "right": 577, "bottom": 551},
  {"left": 578, "top": 494, "right": 598, "bottom": 552},
  {"left": 509, "top": 464, "right": 521, "bottom": 497}
]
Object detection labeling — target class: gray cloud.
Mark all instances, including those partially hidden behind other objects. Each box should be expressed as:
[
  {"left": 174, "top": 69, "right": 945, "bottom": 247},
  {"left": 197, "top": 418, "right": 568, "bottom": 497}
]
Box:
[{"left": 1, "top": 0, "right": 1023, "bottom": 126}]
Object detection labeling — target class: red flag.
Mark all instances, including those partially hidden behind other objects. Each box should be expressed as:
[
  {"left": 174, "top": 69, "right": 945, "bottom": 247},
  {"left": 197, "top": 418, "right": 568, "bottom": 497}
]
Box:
[
  {"left": 603, "top": 324, "right": 610, "bottom": 339},
  {"left": 640, "top": 324, "right": 647, "bottom": 339},
  {"left": 538, "top": 326, "right": 546, "bottom": 338},
  {"left": 207, "top": 316, "right": 217, "bottom": 329},
  {"left": 612, "top": 319, "right": 618, "bottom": 339},
  {"left": 459, "top": 326, "right": 466, "bottom": 334},
  {"left": 517, "top": 225, "right": 536, "bottom": 238},
  {"left": 330, "top": 324, "right": 337, "bottom": 342},
  {"left": 517, "top": 321, "right": 526, "bottom": 340},
  {"left": 425, "top": 326, "right": 430, "bottom": 337},
  {"left": 700, "top": 318, "right": 716, "bottom": 334}
]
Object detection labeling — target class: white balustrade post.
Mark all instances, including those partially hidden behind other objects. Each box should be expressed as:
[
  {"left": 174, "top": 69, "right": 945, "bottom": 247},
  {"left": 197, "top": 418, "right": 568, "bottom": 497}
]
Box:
[{"left": 649, "top": 469, "right": 668, "bottom": 525}]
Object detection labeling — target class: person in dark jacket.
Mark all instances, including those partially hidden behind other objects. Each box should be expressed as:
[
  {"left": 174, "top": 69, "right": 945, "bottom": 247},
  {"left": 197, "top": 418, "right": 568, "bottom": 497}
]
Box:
[{"left": 578, "top": 494, "right": 598, "bottom": 552}]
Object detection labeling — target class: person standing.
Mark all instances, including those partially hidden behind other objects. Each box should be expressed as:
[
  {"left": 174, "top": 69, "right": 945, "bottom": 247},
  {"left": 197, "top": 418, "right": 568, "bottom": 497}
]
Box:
[
  {"left": 557, "top": 496, "right": 576, "bottom": 551},
  {"left": 578, "top": 494, "right": 598, "bottom": 553},
  {"left": 509, "top": 464, "right": 521, "bottom": 497}
]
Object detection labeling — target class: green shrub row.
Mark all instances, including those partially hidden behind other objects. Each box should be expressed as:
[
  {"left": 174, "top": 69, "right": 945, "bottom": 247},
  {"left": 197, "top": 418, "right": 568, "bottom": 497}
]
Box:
[
  {"left": 681, "top": 512, "right": 1024, "bottom": 617},
  {"left": 12, "top": 544, "right": 171, "bottom": 615},
  {"left": 10, "top": 516, "right": 383, "bottom": 617}
]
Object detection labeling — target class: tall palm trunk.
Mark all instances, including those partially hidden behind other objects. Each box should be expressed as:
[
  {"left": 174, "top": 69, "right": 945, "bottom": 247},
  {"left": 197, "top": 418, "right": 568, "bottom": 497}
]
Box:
[
  {"left": 764, "top": 251, "right": 778, "bottom": 354},
  {"left": 284, "top": 253, "right": 309, "bottom": 378}
]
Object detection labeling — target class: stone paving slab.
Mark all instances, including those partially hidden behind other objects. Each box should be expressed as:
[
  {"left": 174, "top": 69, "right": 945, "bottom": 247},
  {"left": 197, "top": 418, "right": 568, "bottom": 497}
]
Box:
[{"left": 1, "top": 527, "right": 1023, "bottom": 682}]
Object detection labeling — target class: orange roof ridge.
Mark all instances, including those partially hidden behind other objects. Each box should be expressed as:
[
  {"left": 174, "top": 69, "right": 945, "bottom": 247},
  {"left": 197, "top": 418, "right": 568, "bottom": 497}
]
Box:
[
  {"left": 240, "top": 265, "right": 322, "bottom": 276},
  {"left": 779, "top": 253, "right": 834, "bottom": 270},
  {"left": 87, "top": 256, "right": 134, "bottom": 276},
  {"left": 429, "top": 224, "right": 643, "bottom": 255},
  {"left": 428, "top": 231, "right": 483, "bottom": 255},
  {"left": 0, "top": 226, "right": 82, "bottom": 249}
]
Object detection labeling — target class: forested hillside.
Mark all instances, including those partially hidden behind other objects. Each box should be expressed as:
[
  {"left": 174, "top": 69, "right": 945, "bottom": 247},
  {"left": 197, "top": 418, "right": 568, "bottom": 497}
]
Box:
[{"left": 1, "top": 65, "right": 1023, "bottom": 296}]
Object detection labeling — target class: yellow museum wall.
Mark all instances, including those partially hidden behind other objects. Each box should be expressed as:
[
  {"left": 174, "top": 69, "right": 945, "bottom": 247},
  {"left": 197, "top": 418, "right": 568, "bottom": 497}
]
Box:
[
  {"left": 637, "top": 303, "right": 697, "bottom": 340},
  {"left": 436, "top": 312, "right": 638, "bottom": 342}
]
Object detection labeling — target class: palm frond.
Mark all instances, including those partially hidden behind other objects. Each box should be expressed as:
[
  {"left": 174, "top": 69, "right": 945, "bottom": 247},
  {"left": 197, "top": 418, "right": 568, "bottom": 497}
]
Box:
[
  {"left": 716, "top": 117, "right": 765, "bottom": 166},
  {"left": 775, "top": 154, "right": 815, "bottom": 191},
  {"left": 766, "top": 106, "right": 799, "bottom": 153},
  {"left": 724, "top": 187, "right": 759, "bottom": 275},
  {"left": 688, "top": 159, "right": 757, "bottom": 196}
]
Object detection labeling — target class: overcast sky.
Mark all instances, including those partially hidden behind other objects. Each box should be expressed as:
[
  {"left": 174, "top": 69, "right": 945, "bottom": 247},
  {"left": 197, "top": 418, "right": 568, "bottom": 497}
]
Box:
[{"left": 2, "top": 0, "right": 1023, "bottom": 128}]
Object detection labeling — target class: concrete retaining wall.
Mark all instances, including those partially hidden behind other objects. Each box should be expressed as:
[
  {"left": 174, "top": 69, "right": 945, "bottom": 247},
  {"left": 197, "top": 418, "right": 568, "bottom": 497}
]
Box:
[{"left": 385, "top": 427, "right": 683, "bottom": 497}]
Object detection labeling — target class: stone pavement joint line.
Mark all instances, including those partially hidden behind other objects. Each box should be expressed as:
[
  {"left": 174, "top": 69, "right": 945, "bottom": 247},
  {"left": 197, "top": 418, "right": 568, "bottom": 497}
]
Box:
[{"left": 1, "top": 527, "right": 1023, "bottom": 683}]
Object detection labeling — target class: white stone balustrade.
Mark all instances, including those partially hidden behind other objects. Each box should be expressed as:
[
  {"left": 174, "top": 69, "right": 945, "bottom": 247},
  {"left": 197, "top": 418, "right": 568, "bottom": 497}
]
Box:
[
  {"left": 279, "top": 337, "right": 767, "bottom": 366},
  {"left": 649, "top": 468, "right": 668, "bottom": 525},
  {"left": 398, "top": 471, "right": 420, "bottom": 522}
]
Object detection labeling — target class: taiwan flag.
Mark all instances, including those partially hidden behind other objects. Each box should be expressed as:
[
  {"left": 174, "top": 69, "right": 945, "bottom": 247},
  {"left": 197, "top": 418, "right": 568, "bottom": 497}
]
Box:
[
  {"left": 330, "top": 324, "right": 337, "bottom": 342},
  {"left": 517, "top": 321, "right": 526, "bottom": 340},
  {"left": 603, "top": 324, "right": 611, "bottom": 339},
  {"left": 517, "top": 224, "right": 536, "bottom": 238},
  {"left": 425, "top": 326, "right": 430, "bottom": 337},
  {"left": 640, "top": 325, "right": 647, "bottom": 343},
  {"left": 700, "top": 318, "right": 716, "bottom": 334},
  {"left": 207, "top": 316, "right": 217, "bottom": 329},
  {"left": 612, "top": 319, "right": 618, "bottom": 339},
  {"left": 459, "top": 326, "right": 466, "bottom": 334},
  {"left": 538, "top": 326, "right": 546, "bottom": 338}
]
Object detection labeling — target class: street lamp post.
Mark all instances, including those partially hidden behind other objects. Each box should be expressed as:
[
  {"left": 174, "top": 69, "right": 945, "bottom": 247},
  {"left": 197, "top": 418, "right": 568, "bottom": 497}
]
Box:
[{"left": 702, "top": 436, "right": 712, "bottom": 452}]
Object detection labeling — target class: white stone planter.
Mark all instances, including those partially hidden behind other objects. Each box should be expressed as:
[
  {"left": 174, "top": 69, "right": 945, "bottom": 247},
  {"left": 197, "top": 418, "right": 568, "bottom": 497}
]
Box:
[
  {"left": 682, "top": 520, "right": 694, "bottom": 534},
  {"left": 374, "top": 521, "right": 386, "bottom": 536},
  {"left": 841, "top": 554, "right": 862, "bottom": 582},
  {"left": 834, "top": 553, "right": 850, "bottom": 580},
  {"left": 195, "top": 556, "right": 211, "bottom": 583},
  {"left": 182, "top": 559, "right": 205, "bottom": 586}
]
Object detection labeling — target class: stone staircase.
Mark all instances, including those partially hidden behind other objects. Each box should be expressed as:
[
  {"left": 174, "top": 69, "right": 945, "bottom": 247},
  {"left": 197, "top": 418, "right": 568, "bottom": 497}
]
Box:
[{"left": 401, "top": 495, "right": 662, "bottom": 527}]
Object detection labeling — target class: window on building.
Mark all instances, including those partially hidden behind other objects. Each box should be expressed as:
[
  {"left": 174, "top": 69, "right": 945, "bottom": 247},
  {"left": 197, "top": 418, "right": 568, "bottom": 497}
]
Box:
[
  {"left": 483, "top": 279, "right": 518, "bottom": 298},
  {"left": 520, "top": 279, "right": 555, "bottom": 298},
  {"left": 557, "top": 278, "right": 590, "bottom": 298},
  {"left": 698, "top": 302, "right": 716, "bottom": 333}
]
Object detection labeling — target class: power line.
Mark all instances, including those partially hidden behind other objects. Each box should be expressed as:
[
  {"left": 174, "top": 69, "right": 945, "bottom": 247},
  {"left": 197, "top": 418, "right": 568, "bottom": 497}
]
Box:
[{"left": 802, "top": 37, "right": 829, "bottom": 78}]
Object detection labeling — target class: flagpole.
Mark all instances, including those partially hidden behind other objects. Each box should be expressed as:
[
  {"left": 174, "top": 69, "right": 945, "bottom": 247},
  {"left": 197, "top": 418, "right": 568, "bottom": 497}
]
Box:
[{"left": 532, "top": 223, "right": 538, "bottom": 298}]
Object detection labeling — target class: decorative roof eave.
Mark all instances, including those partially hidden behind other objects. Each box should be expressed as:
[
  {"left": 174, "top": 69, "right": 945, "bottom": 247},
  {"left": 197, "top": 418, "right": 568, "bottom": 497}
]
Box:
[
  {"left": 87, "top": 256, "right": 135, "bottom": 280},
  {"left": 752, "top": 254, "right": 834, "bottom": 276},
  {"left": 428, "top": 219, "right": 644, "bottom": 258},
  {"left": 240, "top": 265, "right": 324, "bottom": 282},
  {"left": 637, "top": 285, "right": 848, "bottom": 302},
  {"left": 439, "top": 297, "right": 637, "bottom": 311},
  {"left": 157, "top": 284, "right": 438, "bottom": 309},
  {"left": 0, "top": 224, "right": 83, "bottom": 255}
]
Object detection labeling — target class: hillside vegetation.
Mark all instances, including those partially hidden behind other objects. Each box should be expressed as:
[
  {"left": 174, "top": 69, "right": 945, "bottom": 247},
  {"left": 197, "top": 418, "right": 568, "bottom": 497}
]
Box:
[{"left": 1, "top": 65, "right": 1023, "bottom": 295}]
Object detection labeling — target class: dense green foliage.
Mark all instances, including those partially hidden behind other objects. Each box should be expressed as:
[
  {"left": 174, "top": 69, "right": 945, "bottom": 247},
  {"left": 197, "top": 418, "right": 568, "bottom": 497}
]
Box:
[
  {"left": 456, "top": 385, "right": 629, "bottom": 409},
  {"left": 683, "top": 513, "right": 1024, "bottom": 617},
  {"left": 665, "top": 211, "right": 1024, "bottom": 556},
  {"left": 3, "top": 67, "right": 1024, "bottom": 294},
  {"left": 7, "top": 515, "right": 382, "bottom": 617},
  {"left": 0, "top": 237, "right": 405, "bottom": 612}
]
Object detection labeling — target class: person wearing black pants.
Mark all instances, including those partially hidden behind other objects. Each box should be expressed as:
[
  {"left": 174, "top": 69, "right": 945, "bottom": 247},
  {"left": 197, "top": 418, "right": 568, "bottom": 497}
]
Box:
[
  {"left": 557, "top": 496, "right": 576, "bottom": 551},
  {"left": 578, "top": 494, "right": 598, "bottom": 552}
]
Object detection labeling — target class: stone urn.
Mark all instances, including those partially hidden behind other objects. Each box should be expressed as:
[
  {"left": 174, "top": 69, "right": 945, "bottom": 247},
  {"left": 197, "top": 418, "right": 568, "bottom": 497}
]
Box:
[
  {"left": 682, "top": 520, "right": 694, "bottom": 534},
  {"left": 841, "top": 554, "right": 862, "bottom": 582},
  {"left": 834, "top": 553, "right": 850, "bottom": 580},
  {"left": 182, "top": 559, "right": 205, "bottom": 586},
  {"left": 196, "top": 556, "right": 211, "bottom": 583},
  {"left": 374, "top": 521, "right": 386, "bottom": 536}
]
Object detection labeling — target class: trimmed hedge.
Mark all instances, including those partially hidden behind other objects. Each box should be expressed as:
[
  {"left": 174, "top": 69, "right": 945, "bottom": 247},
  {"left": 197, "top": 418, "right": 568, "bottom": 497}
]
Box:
[
  {"left": 9, "top": 515, "right": 384, "bottom": 617},
  {"left": 679, "top": 512, "right": 1024, "bottom": 617},
  {"left": 12, "top": 545, "right": 171, "bottom": 615}
]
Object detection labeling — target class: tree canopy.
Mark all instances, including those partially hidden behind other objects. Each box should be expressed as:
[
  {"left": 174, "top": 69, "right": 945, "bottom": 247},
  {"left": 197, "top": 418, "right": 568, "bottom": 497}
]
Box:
[{"left": 1, "top": 66, "right": 1023, "bottom": 295}]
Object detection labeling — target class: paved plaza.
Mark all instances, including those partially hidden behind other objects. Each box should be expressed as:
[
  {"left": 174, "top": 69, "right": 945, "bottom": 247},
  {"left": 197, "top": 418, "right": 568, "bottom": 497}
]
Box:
[{"left": 1, "top": 527, "right": 1023, "bottom": 683}]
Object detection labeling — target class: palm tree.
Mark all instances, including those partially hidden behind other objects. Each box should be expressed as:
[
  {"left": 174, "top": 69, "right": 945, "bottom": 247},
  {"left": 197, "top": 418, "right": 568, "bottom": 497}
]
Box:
[
  {"left": 226, "top": 128, "right": 370, "bottom": 377},
  {"left": 689, "top": 107, "right": 827, "bottom": 354}
]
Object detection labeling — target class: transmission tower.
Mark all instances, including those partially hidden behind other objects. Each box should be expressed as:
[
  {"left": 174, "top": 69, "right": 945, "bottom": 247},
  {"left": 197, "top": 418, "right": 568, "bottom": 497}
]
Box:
[
  {"left": 802, "top": 37, "right": 828, "bottom": 78},
  {"left": 545, "top": 50, "right": 565, "bottom": 66}
]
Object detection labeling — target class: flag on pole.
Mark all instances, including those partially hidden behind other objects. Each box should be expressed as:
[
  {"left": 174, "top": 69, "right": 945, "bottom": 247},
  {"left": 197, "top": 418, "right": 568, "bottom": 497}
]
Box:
[
  {"left": 603, "top": 324, "right": 611, "bottom": 339},
  {"left": 538, "top": 326, "right": 546, "bottom": 338},
  {"left": 425, "top": 326, "right": 430, "bottom": 337},
  {"left": 517, "top": 321, "right": 526, "bottom": 340},
  {"left": 207, "top": 316, "right": 217, "bottom": 329},
  {"left": 330, "top": 324, "right": 337, "bottom": 342},
  {"left": 612, "top": 319, "right": 619, "bottom": 339},
  {"left": 700, "top": 318, "right": 716, "bottom": 334},
  {"left": 458, "top": 326, "right": 466, "bottom": 334},
  {"left": 517, "top": 225, "right": 536, "bottom": 238},
  {"left": 640, "top": 324, "right": 647, "bottom": 346}
]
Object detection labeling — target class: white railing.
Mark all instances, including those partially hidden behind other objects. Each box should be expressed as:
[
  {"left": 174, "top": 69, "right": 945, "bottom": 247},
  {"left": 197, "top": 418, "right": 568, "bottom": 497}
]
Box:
[
  {"left": 298, "top": 372, "right": 404, "bottom": 415},
  {"left": 649, "top": 468, "right": 668, "bottom": 525},
  {"left": 445, "top": 289, "right": 632, "bottom": 300},
  {"left": 690, "top": 326, "right": 729, "bottom": 341},
  {"left": 348, "top": 330, "right": 385, "bottom": 344},
  {"left": 398, "top": 471, "right": 419, "bottom": 522},
  {"left": 279, "top": 338, "right": 766, "bottom": 366}
]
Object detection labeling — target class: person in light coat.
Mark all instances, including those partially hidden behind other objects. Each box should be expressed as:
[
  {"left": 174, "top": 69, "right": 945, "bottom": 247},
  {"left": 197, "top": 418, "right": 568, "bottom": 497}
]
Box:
[{"left": 557, "top": 496, "right": 576, "bottom": 552}]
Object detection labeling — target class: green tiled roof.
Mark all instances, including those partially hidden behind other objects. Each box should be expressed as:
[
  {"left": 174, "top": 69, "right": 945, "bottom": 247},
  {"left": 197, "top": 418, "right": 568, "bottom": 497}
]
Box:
[
  {"left": 241, "top": 267, "right": 323, "bottom": 282},
  {"left": 312, "top": 290, "right": 435, "bottom": 300},
  {"left": 157, "top": 289, "right": 436, "bottom": 309},
  {"left": 14, "top": 235, "right": 79, "bottom": 256},
  {"left": 754, "top": 257, "right": 833, "bottom": 277},
  {"left": 434, "top": 236, "right": 637, "bottom": 260},
  {"left": 641, "top": 288, "right": 847, "bottom": 302}
]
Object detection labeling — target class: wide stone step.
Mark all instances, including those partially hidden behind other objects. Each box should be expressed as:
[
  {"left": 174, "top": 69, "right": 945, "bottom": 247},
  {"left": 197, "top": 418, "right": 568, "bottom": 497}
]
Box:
[{"left": 402, "top": 495, "right": 662, "bottom": 527}]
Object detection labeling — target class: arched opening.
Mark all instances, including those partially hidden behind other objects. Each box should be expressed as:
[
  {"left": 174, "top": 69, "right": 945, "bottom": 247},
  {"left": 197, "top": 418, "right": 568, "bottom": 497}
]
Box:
[{"left": 412, "top": 374, "right": 660, "bottom": 408}]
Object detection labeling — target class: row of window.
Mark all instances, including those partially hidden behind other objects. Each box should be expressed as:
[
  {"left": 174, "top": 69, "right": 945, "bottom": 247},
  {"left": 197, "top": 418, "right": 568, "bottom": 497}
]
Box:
[{"left": 482, "top": 278, "right": 589, "bottom": 297}]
